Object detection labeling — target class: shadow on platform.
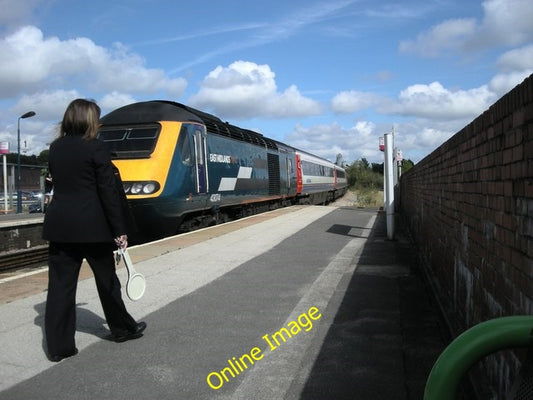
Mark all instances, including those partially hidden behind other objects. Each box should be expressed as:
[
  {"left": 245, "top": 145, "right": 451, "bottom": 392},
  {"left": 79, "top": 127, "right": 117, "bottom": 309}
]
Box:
[{"left": 298, "top": 211, "right": 457, "bottom": 400}]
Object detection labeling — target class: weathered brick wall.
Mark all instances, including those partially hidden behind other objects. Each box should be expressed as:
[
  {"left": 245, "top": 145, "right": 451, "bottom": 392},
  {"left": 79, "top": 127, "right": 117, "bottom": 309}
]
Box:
[
  {"left": 0, "top": 223, "right": 46, "bottom": 253},
  {"left": 0, "top": 164, "right": 44, "bottom": 191},
  {"left": 400, "top": 73, "right": 533, "bottom": 398}
]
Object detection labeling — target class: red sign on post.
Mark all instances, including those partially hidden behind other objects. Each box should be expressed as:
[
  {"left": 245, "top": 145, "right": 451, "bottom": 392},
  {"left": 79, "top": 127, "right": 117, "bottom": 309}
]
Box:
[
  {"left": 0, "top": 142, "right": 9, "bottom": 155},
  {"left": 379, "top": 137, "right": 384, "bottom": 152}
]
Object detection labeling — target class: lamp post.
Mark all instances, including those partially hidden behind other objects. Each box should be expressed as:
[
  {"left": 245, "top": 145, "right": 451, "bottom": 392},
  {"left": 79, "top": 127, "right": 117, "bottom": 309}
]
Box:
[{"left": 17, "top": 111, "right": 36, "bottom": 213}]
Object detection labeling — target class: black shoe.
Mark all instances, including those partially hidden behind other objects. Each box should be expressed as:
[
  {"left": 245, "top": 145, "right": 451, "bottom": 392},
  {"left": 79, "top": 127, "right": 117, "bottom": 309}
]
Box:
[
  {"left": 49, "top": 348, "right": 78, "bottom": 362},
  {"left": 114, "top": 322, "right": 147, "bottom": 343}
]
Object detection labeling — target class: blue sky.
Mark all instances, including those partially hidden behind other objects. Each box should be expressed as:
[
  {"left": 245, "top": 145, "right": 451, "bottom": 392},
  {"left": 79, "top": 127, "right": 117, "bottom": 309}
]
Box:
[{"left": 0, "top": 0, "right": 532, "bottom": 164}]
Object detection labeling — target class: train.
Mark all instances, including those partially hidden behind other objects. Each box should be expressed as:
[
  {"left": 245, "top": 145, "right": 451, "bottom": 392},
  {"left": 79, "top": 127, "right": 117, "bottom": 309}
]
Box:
[{"left": 98, "top": 101, "right": 347, "bottom": 241}]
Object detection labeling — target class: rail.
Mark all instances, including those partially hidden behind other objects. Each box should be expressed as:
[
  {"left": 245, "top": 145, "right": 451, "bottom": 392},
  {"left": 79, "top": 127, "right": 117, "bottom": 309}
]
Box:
[
  {"left": 424, "top": 316, "right": 533, "bottom": 399},
  {"left": 0, "top": 246, "right": 49, "bottom": 273}
]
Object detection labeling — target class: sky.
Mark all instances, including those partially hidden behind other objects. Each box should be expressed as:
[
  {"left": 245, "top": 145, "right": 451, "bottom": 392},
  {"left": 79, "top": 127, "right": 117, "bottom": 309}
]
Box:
[{"left": 0, "top": 0, "right": 532, "bottom": 165}]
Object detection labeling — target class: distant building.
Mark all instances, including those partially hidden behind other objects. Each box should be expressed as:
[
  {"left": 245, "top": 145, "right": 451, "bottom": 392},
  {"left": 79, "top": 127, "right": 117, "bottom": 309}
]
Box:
[{"left": 0, "top": 163, "right": 45, "bottom": 192}]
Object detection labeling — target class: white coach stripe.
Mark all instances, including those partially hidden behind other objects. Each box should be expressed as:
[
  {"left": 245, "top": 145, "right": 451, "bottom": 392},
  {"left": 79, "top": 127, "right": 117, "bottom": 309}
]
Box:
[
  {"left": 237, "top": 167, "right": 252, "bottom": 179},
  {"left": 218, "top": 177, "right": 237, "bottom": 191}
]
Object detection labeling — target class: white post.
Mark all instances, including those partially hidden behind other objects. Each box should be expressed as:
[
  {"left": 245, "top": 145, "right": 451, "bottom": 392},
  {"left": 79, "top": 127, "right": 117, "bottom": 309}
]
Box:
[
  {"left": 379, "top": 137, "right": 386, "bottom": 208},
  {"left": 2, "top": 154, "right": 7, "bottom": 214},
  {"left": 40, "top": 175, "right": 45, "bottom": 212},
  {"left": 9, "top": 165, "right": 15, "bottom": 210},
  {"left": 383, "top": 161, "right": 387, "bottom": 209},
  {"left": 384, "top": 133, "right": 394, "bottom": 240},
  {"left": 393, "top": 147, "right": 398, "bottom": 186}
]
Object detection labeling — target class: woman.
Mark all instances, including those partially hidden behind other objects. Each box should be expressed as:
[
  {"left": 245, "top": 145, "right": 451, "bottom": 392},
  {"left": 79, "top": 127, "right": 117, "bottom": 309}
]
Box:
[{"left": 43, "top": 99, "right": 146, "bottom": 362}]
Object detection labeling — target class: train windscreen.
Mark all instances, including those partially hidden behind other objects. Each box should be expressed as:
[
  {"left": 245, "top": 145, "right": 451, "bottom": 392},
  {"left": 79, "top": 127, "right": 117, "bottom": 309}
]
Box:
[{"left": 98, "top": 125, "right": 160, "bottom": 159}]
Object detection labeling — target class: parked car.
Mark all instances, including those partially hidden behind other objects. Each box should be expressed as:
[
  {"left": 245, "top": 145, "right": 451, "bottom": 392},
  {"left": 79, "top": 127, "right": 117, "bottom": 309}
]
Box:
[
  {"left": 29, "top": 202, "right": 43, "bottom": 213},
  {"left": 31, "top": 191, "right": 43, "bottom": 200}
]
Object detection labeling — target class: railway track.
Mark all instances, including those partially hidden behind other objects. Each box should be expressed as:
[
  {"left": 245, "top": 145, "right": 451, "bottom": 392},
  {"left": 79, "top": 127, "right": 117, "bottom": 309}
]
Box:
[
  {"left": 0, "top": 246, "right": 49, "bottom": 274},
  {"left": 0, "top": 197, "right": 355, "bottom": 277}
]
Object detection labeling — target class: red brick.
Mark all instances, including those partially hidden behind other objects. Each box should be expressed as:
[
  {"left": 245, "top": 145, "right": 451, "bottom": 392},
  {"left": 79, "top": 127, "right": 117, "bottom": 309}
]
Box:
[
  {"left": 513, "top": 109, "right": 525, "bottom": 127},
  {"left": 512, "top": 145, "right": 523, "bottom": 162}
]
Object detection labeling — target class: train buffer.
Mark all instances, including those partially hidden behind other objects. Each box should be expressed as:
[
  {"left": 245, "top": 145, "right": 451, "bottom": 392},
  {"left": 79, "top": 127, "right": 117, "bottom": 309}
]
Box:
[{"left": 0, "top": 205, "right": 449, "bottom": 400}]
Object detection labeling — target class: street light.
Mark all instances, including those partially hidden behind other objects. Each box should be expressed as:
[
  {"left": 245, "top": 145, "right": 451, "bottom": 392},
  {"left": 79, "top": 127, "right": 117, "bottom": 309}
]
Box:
[{"left": 17, "top": 111, "right": 36, "bottom": 213}]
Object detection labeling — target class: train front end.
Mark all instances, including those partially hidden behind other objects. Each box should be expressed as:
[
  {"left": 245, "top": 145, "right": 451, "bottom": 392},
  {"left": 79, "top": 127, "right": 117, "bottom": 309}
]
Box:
[{"left": 99, "top": 102, "right": 204, "bottom": 240}]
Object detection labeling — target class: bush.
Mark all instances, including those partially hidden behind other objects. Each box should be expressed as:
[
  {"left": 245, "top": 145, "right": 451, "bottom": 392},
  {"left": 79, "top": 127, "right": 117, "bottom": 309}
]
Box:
[{"left": 346, "top": 158, "right": 383, "bottom": 190}]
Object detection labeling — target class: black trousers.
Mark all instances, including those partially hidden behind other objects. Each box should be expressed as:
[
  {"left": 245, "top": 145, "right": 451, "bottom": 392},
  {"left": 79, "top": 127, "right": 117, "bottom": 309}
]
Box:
[{"left": 45, "top": 242, "right": 137, "bottom": 356}]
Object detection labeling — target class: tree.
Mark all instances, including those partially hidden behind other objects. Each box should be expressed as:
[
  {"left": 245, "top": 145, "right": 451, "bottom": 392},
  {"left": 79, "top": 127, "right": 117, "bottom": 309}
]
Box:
[
  {"left": 4, "top": 149, "right": 48, "bottom": 166},
  {"left": 400, "top": 159, "right": 415, "bottom": 174},
  {"left": 371, "top": 162, "right": 383, "bottom": 174},
  {"left": 346, "top": 158, "right": 383, "bottom": 189},
  {"left": 38, "top": 149, "right": 49, "bottom": 164}
]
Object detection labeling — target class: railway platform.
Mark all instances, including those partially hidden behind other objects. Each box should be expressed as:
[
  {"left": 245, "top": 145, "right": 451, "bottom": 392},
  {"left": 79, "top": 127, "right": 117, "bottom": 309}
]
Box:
[
  {"left": 0, "top": 205, "right": 448, "bottom": 400},
  {"left": 0, "top": 212, "right": 44, "bottom": 226}
]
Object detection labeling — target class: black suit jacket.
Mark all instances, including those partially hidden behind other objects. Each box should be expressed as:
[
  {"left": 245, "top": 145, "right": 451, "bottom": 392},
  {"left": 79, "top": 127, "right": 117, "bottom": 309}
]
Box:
[{"left": 43, "top": 135, "right": 127, "bottom": 243}]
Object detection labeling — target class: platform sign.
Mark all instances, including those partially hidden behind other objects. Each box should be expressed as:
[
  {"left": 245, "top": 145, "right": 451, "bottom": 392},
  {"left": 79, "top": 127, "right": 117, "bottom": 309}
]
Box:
[
  {"left": 0, "top": 141, "right": 8, "bottom": 155},
  {"left": 396, "top": 149, "right": 403, "bottom": 162}
]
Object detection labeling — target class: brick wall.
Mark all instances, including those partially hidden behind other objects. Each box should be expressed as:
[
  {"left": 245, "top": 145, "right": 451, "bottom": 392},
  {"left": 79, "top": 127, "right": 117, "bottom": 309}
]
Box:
[
  {"left": 0, "top": 164, "right": 44, "bottom": 191},
  {"left": 1, "top": 223, "right": 46, "bottom": 253},
  {"left": 400, "top": 73, "right": 533, "bottom": 398}
]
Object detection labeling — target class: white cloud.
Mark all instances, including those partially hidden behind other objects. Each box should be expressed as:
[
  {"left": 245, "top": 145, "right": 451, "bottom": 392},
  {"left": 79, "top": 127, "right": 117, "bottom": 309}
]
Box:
[
  {"left": 91, "top": 43, "right": 187, "bottom": 97},
  {"left": 399, "top": 18, "right": 476, "bottom": 57},
  {"left": 383, "top": 81, "right": 497, "bottom": 120},
  {"left": 478, "top": 0, "right": 533, "bottom": 47},
  {"left": 99, "top": 92, "right": 137, "bottom": 114},
  {"left": 418, "top": 127, "right": 454, "bottom": 148},
  {"left": 2, "top": 90, "right": 138, "bottom": 156},
  {"left": 0, "top": 90, "right": 80, "bottom": 156},
  {"left": 486, "top": 45, "right": 533, "bottom": 96},
  {"left": 0, "top": 117, "right": 55, "bottom": 157},
  {"left": 400, "top": 126, "right": 455, "bottom": 151},
  {"left": 331, "top": 90, "right": 380, "bottom": 114},
  {"left": 496, "top": 45, "right": 533, "bottom": 72},
  {"left": 286, "top": 120, "right": 381, "bottom": 163},
  {"left": 12, "top": 90, "right": 80, "bottom": 121},
  {"left": 399, "top": 0, "right": 533, "bottom": 57},
  {"left": 489, "top": 71, "right": 533, "bottom": 96},
  {"left": 0, "top": 26, "right": 187, "bottom": 99},
  {"left": 391, "top": 124, "right": 456, "bottom": 163},
  {"left": 189, "top": 61, "right": 322, "bottom": 119},
  {"left": 0, "top": 0, "right": 40, "bottom": 28}
]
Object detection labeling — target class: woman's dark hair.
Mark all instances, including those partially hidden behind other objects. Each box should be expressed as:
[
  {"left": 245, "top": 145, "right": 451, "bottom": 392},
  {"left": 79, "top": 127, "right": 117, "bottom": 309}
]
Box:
[{"left": 59, "top": 99, "right": 101, "bottom": 139}]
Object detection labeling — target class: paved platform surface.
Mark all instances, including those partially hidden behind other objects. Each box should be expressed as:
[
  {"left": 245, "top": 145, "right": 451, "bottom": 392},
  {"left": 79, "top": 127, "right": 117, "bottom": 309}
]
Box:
[
  {"left": 0, "top": 205, "right": 447, "bottom": 400},
  {"left": 0, "top": 212, "right": 43, "bottom": 228}
]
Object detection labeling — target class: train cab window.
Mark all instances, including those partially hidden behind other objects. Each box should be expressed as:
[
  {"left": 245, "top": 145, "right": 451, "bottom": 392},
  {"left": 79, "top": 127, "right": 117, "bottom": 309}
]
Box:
[
  {"left": 177, "top": 128, "right": 192, "bottom": 166},
  {"left": 98, "top": 125, "right": 160, "bottom": 159},
  {"left": 194, "top": 129, "right": 205, "bottom": 165}
]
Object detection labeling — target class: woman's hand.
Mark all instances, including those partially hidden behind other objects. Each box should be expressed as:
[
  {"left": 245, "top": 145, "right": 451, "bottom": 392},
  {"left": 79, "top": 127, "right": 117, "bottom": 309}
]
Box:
[{"left": 114, "top": 234, "right": 128, "bottom": 250}]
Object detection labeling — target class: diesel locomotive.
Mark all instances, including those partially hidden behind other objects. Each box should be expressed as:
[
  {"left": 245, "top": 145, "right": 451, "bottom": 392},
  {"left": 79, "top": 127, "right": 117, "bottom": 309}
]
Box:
[{"left": 98, "top": 101, "right": 347, "bottom": 241}]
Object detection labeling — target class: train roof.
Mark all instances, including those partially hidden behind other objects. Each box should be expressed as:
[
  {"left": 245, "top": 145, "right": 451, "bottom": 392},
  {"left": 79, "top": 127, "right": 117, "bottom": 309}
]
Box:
[
  {"left": 101, "top": 100, "right": 277, "bottom": 150},
  {"left": 100, "top": 100, "right": 203, "bottom": 125}
]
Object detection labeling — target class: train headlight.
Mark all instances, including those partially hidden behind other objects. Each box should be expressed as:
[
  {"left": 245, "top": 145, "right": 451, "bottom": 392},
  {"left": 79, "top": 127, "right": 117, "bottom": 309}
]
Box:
[
  {"left": 131, "top": 183, "right": 144, "bottom": 194},
  {"left": 143, "top": 182, "right": 157, "bottom": 193},
  {"left": 123, "top": 181, "right": 160, "bottom": 195}
]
